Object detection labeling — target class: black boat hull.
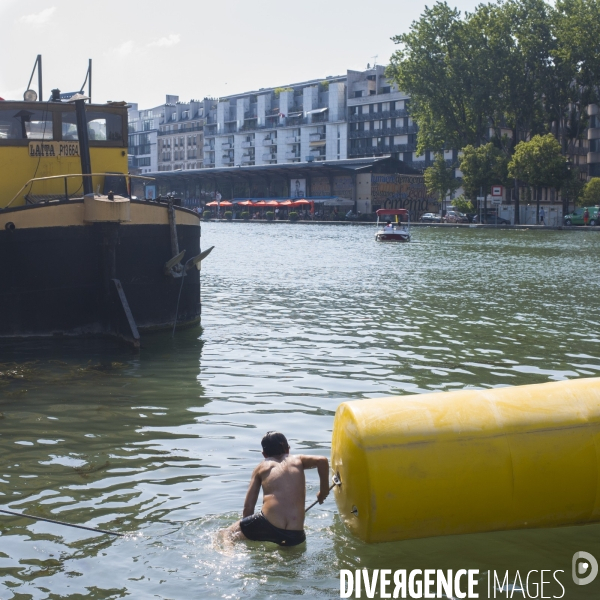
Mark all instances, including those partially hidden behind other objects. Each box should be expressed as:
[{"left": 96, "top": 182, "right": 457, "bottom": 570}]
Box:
[{"left": 0, "top": 201, "right": 201, "bottom": 340}]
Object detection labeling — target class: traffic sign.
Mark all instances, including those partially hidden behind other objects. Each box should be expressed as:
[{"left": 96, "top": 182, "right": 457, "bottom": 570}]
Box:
[
  {"left": 491, "top": 197, "right": 502, "bottom": 205},
  {"left": 491, "top": 186, "right": 503, "bottom": 197}
]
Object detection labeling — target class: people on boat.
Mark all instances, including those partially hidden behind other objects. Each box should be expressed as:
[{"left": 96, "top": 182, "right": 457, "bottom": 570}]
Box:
[{"left": 224, "top": 431, "right": 330, "bottom": 547}]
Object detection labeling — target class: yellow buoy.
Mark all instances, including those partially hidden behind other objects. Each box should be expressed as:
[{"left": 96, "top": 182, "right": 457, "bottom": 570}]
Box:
[{"left": 331, "top": 378, "right": 600, "bottom": 543}]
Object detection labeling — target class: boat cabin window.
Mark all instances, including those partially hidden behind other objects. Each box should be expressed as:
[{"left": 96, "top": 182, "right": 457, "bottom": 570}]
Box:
[
  {"left": 0, "top": 108, "right": 53, "bottom": 140},
  {"left": 61, "top": 110, "right": 123, "bottom": 142}
]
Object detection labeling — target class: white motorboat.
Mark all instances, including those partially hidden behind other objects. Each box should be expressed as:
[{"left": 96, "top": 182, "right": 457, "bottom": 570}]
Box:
[{"left": 375, "top": 208, "right": 411, "bottom": 242}]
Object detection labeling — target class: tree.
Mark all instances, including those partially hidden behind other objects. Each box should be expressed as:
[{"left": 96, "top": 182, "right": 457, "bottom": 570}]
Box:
[
  {"left": 386, "top": 2, "right": 498, "bottom": 154},
  {"left": 451, "top": 195, "right": 475, "bottom": 213},
  {"left": 459, "top": 143, "right": 509, "bottom": 202},
  {"left": 508, "top": 134, "right": 568, "bottom": 222},
  {"left": 424, "top": 154, "right": 460, "bottom": 213},
  {"left": 580, "top": 178, "right": 600, "bottom": 206}
]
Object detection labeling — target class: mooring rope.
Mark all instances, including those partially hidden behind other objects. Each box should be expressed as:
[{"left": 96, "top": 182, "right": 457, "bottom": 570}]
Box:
[
  {"left": 305, "top": 474, "right": 341, "bottom": 513},
  {"left": 0, "top": 509, "right": 124, "bottom": 537}
]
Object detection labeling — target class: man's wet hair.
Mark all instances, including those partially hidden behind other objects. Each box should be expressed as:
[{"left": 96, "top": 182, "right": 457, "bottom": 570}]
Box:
[{"left": 261, "top": 431, "right": 289, "bottom": 457}]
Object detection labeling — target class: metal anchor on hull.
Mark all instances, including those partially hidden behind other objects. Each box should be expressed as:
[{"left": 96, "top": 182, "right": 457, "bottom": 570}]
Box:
[
  {"left": 164, "top": 249, "right": 186, "bottom": 277},
  {"left": 186, "top": 245, "right": 214, "bottom": 272}
]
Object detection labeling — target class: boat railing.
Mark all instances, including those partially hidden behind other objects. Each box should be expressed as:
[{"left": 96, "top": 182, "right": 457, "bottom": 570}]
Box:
[{"left": 4, "top": 173, "right": 156, "bottom": 210}]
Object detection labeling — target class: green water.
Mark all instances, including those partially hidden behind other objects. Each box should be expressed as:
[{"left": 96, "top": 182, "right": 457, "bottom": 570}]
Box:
[{"left": 1, "top": 224, "right": 599, "bottom": 599}]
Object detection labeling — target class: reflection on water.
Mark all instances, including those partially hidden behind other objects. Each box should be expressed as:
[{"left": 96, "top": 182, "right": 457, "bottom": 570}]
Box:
[{"left": 1, "top": 224, "right": 600, "bottom": 599}]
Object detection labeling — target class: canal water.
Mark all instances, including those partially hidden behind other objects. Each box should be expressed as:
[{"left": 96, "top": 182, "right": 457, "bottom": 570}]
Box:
[{"left": 1, "top": 223, "right": 600, "bottom": 599}]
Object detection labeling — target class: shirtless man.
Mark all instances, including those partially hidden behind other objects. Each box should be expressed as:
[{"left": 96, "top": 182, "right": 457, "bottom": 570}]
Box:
[{"left": 226, "top": 431, "right": 330, "bottom": 546}]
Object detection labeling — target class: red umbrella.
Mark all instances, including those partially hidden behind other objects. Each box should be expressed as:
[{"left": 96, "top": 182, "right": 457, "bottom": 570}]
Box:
[
  {"left": 237, "top": 200, "right": 254, "bottom": 206},
  {"left": 293, "top": 199, "right": 311, "bottom": 206},
  {"left": 266, "top": 200, "right": 280, "bottom": 207},
  {"left": 206, "top": 200, "right": 233, "bottom": 207},
  {"left": 254, "top": 201, "right": 268, "bottom": 207}
]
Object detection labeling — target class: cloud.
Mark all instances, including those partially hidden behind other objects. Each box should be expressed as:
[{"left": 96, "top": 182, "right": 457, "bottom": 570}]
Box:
[
  {"left": 147, "top": 34, "right": 180, "bottom": 48},
  {"left": 18, "top": 6, "right": 56, "bottom": 26},
  {"left": 115, "top": 40, "right": 135, "bottom": 57}
]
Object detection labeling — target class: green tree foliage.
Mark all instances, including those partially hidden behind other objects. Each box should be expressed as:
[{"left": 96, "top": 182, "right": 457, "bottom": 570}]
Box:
[
  {"left": 451, "top": 195, "right": 475, "bottom": 212},
  {"left": 387, "top": 3, "right": 495, "bottom": 154},
  {"left": 508, "top": 134, "right": 567, "bottom": 189},
  {"left": 424, "top": 154, "right": 460, "bottom": 204},
  {"left": 459, "top": 143, "right": 509, "bottom": 200},
  {"left": 508, "top": 134, "right": 568, "bottom": 220},
  {"left": 387, "top": 0, "right": 600, "bottom": 222},
  {"left": 580, "top": 178, "right": 600, "bottom": 206},
  {"left": 563, "top": 167, "right": 586, "bottom": 207}
]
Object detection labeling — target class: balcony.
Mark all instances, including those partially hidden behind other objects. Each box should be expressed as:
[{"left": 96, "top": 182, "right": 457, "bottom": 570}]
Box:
[
  {"left": 222, "top": 154, "right": 234, "bottom": 161},
  {"left": 347, "top": 143, "right": 417, "bottom": 158},
  {"left": 348, "top": 108, "right": 409, "bottom": 122},
  {"left": 241, "top": 155, "right": 253, "bottom": 164},
  {"left": 348, "top": 125, "right": 418, "bottom": 140},
  {"left": 309, "top": 133, "right": 325, "bottom": 142},
  {"left": 203, "top": 144, "right": 213, "bottom": 150},
  {"left": 222, "top": 142, "right": 233, "bottom": 149},
  {"left": 263, "top": 138, "right": 277, "bottom": 146},
  {"left": 241, "top": 140, "right": 255, "bottom": 148},
  {"left": 285, "top": 152, "right": 300, "bottom": 160},
  {"left": 286, "top": 135, "right": 299, "bottom": 143},
  {"left": 262, "top": 152, "right": 277, "bottom": 161}
]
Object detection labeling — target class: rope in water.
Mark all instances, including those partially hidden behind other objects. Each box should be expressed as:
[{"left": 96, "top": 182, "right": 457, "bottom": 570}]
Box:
[{"left": 0, "top": 509, "right": 124, "bottom": 537}]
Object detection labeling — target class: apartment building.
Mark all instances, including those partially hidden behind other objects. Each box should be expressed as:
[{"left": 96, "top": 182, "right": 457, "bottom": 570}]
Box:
[
  {"left": 346, "top": 65, "right": 457, "bottom": 172},
  {"left": 157, "top": 97, "right": 205, "bottom": 171},
  {"left": 202, "top": 76, "right": 347, "bottom": 168},
  {"left": 588, "top": 104, "right": 600, "bottom": 178},
  {"left": 128, "top": 101, "right": 163, "bottom": 174}
]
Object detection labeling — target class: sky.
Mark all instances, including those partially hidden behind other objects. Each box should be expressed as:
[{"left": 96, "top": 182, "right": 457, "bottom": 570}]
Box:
[{"left": 0, "top": 0, "right": 483, "bottom": 109}]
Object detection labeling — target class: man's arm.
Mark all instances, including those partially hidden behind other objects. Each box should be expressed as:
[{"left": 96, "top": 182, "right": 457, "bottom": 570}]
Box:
[
  {"left": 300, "top": 455, "right": 330, "bottom": 504},
  {"left": 242, "top": 466, "right": 262, "bottom": 517}
]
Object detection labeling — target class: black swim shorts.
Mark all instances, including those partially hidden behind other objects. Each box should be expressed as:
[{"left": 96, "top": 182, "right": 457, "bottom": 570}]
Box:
[{"left": 239, "top": 512, "right": 306, "bottom": 547}]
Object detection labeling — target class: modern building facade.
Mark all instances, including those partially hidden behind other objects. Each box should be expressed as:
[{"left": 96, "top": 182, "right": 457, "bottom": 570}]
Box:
[
  {"left": 202, "top": 75, "right": 347, "bottom": 168},
  {"left": 128, "top": 67, "right": 597, "bottom": 211}
]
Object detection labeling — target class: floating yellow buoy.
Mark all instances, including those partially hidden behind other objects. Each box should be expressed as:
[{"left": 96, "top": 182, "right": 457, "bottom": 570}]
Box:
[{"left": 331, "top": 378, "right": 600, "bottom": 543}]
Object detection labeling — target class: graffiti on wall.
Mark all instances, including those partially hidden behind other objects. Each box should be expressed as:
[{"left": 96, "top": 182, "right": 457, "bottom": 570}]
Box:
[
  {"left": 311, "top": 177, "right": 331, "bottom": 196},
  {"left": 333, "top": 176, "right": 353, "bottom": 199},
  {"left": 371, "top": 174, "right": 438, "bottom": 214}
]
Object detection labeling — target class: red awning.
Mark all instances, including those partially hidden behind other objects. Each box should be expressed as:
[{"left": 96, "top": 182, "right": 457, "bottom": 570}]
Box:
[{"left": 206, "top": 200, "right": 233, "bottom": 207}]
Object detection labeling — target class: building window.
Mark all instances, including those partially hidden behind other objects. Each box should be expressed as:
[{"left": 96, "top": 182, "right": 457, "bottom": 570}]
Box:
[{"left": 354, "top": 91, "right": 363, "bottom": 98}]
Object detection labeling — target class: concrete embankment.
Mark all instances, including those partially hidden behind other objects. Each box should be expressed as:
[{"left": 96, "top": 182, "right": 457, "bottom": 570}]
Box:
[{"left": 207, "top": 219, "right": 599, "bottom": 231}]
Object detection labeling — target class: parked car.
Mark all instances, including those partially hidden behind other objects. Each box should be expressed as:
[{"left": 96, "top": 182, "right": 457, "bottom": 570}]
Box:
[
  {"left": 419, "top": 212, "right": 442, "bottom": 223},
  {"left": 472, "top": 212, "right": 511, "bottom": 225},
  {"left": 563, "top": 206, "right": 599, "bottom": 226},
  {"left": 443, "top": 210, "right": 469, "bottom": 223}
]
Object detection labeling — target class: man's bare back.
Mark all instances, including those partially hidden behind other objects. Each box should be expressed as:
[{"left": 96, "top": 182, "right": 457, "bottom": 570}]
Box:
[{"left": 226, "top": 432, "right": 330, "bottom": 546}]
